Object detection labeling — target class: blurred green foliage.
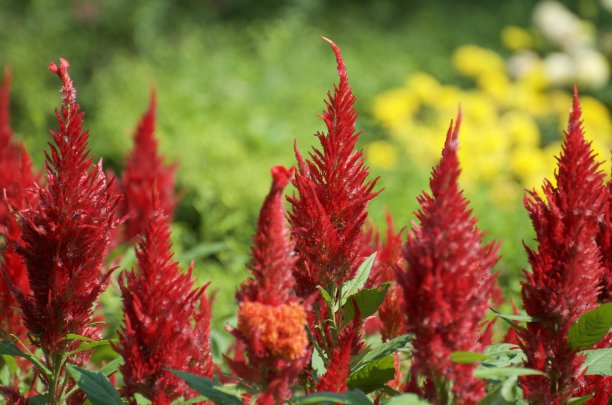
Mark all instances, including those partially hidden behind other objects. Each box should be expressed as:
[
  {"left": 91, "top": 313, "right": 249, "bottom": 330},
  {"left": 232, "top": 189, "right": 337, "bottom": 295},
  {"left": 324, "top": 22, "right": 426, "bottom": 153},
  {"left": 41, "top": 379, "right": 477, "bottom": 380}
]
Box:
[{"left": 3, "top": 0, "right": 596, "bottom": 324}]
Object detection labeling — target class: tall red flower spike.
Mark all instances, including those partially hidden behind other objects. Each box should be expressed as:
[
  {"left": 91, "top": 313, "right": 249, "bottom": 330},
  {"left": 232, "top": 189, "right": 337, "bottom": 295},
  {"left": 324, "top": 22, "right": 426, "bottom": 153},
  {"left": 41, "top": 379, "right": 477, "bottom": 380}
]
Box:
[
  {"left": 120, "top": 89, "right": 177, "bottom": 243},
  {"left": 519, "top": 89, "right": 608, "bottom": 404},
  {"left": 288, "top": 38, "right": 379, "bottom": 298},
  {"left": 230, "top": 166, "right": 309, "bottom": 404},
  {"left": 0, "top": 67, "right": 38, "bottom": 341},
  {"left": 117, "top": 198, "right": 213, "bottom": 404},
  {"left": 597, "top": 170, "right": 611, "bottom": 302},
  {"left": 365, "top": 213, "right": 407, "bottom": 342},
  {"left": 397, "top": 113, "right": 499, "bottom": 405},
  {"left": 12, "top": 59, "right": 120, "bottom": 357}
]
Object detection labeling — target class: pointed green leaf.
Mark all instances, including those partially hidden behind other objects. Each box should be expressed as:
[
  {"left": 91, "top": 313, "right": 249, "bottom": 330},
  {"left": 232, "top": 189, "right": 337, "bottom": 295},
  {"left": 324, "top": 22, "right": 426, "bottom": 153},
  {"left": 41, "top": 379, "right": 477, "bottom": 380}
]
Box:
[
  {"left": 581, "top": 348, "right": 612, "bottom": 376},
  {"left": 568, "top": 303, "right": 612, "bottom": 350},
  {"left": 348, "top": 355, "right": 395, "bottom": 393},
  {"left": 311, "top": 346, "right": 326, "bottom": 377},
  {"left": 0, "top": 339, "right": 51, "bottom": 376},
  {"left": 317, "top": 285, "right": 333, "bottom": 304},
  {"left": 98, "top": 357, "right": 124, "bottom": 377},
  {"left": 291, "top": 392, "right": 352, "bottom": 404},
  {"left": 382, "top": 393, "right": 431, "bottom": 405},
  {"left": 170, "top": 370, "right": 242, "bottom": 404},
  {"left": 351, "top": 334, "right": 412, "bottom": 373},
  {"left": 474, "top": 367, "right": 546, "bottom": 380},
  {"left": 340, "top": 253, "right": 377, "bottom": 306},
  {"left": 342, "top": 282, "right": 391, "bottom": 326},
  {"left": 345, "top": 389, "right": 374, "bottom": 404},
  {"left": 66, "top": 364, "right": 122, "bottom": 405},
  {"left": 568, "top": 395, "right": 594, "bottom": 405},
  {"left": 450, "top": 351, "right": 491, "bottom": 364}
]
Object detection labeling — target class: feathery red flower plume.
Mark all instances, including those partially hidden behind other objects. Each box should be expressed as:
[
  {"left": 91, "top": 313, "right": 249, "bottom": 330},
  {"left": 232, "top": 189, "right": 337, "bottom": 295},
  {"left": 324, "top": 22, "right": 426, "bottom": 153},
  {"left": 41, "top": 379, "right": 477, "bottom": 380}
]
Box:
[
  {"left": 0, "top": 67, "right": 38, "bottom": 341},
  {"left": 12, "top": 59, "right": 119, "bottom": 358},
  {"left": 288, "top": 38, "right": 379, "bottom": 298},
  {"left": 120, "top": 89, "right": 177, "bottom": 243},
  {"left": 230, "top": 166, "right": 309, "bottom": 404},
  {"left": 397, "top": 113, "right": 499, "bottom": 405},
  {"left": 519, "top": 89, "right": 608, "bottom": 404},
  {"left": 117, "top": 198, "right": 213, "bottom": 403}
]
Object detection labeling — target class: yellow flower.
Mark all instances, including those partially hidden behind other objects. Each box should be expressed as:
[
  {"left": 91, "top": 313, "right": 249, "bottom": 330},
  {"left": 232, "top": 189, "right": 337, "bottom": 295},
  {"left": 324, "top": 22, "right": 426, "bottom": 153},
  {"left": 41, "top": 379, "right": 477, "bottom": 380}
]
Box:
[
  {"left": 366, "top": 140, "right": 398, "bottom": 169},
  {"left": 501, "top": 111, "right": 541, "bottom": 148},
  {"left": 407, "top": 72, "right": 441, "bottom": 103},
  {"left": 372, "top": 88, "right": 417, "bottom": 127},
  {"left": 501, "top": 26, "right": 533, "bottom": 50},
  {"left": 453, "top": 45, "right": 505, "bottom": 78}
]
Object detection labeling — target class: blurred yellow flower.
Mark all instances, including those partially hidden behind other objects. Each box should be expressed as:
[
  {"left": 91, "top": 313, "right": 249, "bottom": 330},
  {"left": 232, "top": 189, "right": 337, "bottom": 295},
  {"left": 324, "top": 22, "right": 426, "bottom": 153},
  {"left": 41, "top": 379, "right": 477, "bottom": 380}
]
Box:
[
  {"left": 372, "top": 88, "right": 417, "bottom": 127},
  {"left": 366, "top": 140, "right": 398, "bottom": 169},
  {"left": 453, "top": 45, "right": 505, "bottom": 78},
  {"left": 407, "top": 72, "right": 441, "bottom": 103},
  {"left": 501, "top": 26, "right": 533, "bottom": 50}
]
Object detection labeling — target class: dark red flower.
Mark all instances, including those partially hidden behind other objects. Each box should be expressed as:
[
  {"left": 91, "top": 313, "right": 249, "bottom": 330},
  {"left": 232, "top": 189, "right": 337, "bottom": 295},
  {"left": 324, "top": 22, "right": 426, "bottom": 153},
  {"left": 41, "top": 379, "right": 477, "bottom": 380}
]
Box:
[
  {"left": 12, "top": 59, "right": 120, "bottom": 357},
  {"left": 519, "top": 89, "right": 608, "bottom": 404},
  {"left": 120, "top": 89, "right": 177, "bottom": 243},
  {"left": 288, "top": 38, "right": 379, "bottom": 298},
  {"left": 397, "top": 113, "right": 499, "bottom": 405},
  {"left": 230, "top": 166, "right": 309, "bottom": 404},
  {"left": 117, "top": 197, "right": 213, "bottom": 403}
]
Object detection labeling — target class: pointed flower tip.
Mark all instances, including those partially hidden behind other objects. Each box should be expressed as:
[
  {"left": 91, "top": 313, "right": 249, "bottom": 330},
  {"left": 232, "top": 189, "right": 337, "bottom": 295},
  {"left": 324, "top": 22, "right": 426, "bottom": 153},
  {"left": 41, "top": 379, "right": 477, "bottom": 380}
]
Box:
[
  {"left": 49, "top": 58, "right": 76, "bottom": 105},
  {"left": 2, "top": 65, "right": 11, "bottom": 87},
  {"left": 321, "top": 36, "right": 347, "bottom": 80},
  {"left": 270, "top": 165, "right": 294, "bottom": 189},
  {"left": 444, "top": 111, "right": 462, "bottom": 151}
]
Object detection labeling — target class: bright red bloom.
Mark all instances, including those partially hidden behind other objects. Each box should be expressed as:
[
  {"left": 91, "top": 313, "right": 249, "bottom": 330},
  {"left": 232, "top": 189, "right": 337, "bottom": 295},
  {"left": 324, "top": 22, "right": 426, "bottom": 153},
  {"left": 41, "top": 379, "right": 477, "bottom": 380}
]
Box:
[
  {"left": 519, "top": 90, "right": 608, "bottom": 404},
  {"left": 397, "top": 114, "right": 499, "bottom": 405},
  {"left": 117, "top": 200, "right": 213, "bottom": 403},
  {"left": 0, "top": 67, "right": 38, "bottom": 341},
  {"left": 12, "top": 59, "right": 119, "bottom": 356},
  {"left": 231, "top": 166, "right": 309, "bottom": 404},
  {"left": 120, "top": 89, "right": 177, "bottom": 243},
  {"left": 365, "top": 213, "right": 407, "bottom": 342},
  {"left": 597, "top": 172, "right": 611, "bottom": 302},
  {"left": 288, "top": 38, "right": 379, "bottom": 298}
]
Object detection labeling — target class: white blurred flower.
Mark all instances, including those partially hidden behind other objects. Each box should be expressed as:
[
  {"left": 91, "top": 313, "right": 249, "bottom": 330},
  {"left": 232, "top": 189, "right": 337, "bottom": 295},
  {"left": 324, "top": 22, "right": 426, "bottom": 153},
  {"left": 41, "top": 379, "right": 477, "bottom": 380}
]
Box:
[
  {"left": 602, "top": 0, "right": 612, "bottom": 13},
  {"left": 543, "top": 53, "right": 575, "bottom": 85},
  {"left": 533, "top": 1, "right": 592, "bottom": 49},
  {"left": 508, "top": 51, "right": 540, "bottom": 79},
  {"left": 574, "top": 49, "right": 610, "bottom": 88}
]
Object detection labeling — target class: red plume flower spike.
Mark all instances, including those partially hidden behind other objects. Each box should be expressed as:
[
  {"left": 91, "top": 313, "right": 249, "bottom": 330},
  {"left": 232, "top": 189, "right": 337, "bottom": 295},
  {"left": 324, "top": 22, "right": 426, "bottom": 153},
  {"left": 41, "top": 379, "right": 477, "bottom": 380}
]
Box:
[
  {"left": 519, "top": 89, "right": 608, "bottom": 404},
  {"left": 288, "top": 38, "right": 380, "bottom": 298},
  {"left": 117, "top": 195, "right": 213, "bottom": 403},
  {"left": 397, "top": 113, "right": 499, "bottom": 405},
  {"left": 13, "top": 58, "right": 119, "bottom": 357},
  {"left": 120, "top": 89, "right": 177, "bottom": 243},
  {"left": 0, "top": 66, "right": 38, "bottom": 341},
  {"left": 231, "top": 166, "right": 309, "bottom": 404}
]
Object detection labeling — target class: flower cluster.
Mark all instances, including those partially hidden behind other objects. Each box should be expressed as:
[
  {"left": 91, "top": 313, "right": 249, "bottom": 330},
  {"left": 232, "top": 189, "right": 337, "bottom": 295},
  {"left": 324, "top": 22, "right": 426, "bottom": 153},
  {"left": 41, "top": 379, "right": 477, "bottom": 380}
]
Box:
[
  {"left": 117, "top": 198, "right": 213, "bottom": 403},
  {"left": 397, "top": 113, "right": 499, "bottom": 404},
  {"left": 519, "top": 90, "right": 608, "bottom": 403}
]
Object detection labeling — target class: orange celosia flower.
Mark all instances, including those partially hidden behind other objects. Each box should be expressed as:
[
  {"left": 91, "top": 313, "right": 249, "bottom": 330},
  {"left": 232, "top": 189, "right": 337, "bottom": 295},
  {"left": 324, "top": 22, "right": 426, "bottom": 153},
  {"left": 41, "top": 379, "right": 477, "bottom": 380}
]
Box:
[{"left": 237, "top": 301, "right": 308, "bottom": 361}]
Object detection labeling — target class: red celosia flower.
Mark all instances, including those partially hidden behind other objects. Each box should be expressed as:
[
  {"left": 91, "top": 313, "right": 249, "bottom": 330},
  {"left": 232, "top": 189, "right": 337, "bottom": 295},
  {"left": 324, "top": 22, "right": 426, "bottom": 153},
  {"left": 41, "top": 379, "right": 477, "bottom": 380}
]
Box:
[
  {"left": 120, "top": 89, "right": 177, "bottom": 243},
  {"left": 230, "top": 166, "right": 309, "bottom": 404},
  {"left": 519, "top": 90, "right": 608, "bottom": 404},
  {"left": 597, "top": 172, "right": 611, "bottom": 302},
  {"left": 0, "top": 67, "right": 38, "bottom": 341},
  {"left": 288, "top": 38, "right": 379, "bottom": 298},
  {"left": 117, "top": 198, "right": 213, "bottom": 404},
  {"left": 397, "top": 113, "right": 499, "bottom": 405},
  {"left": 365, "top": 213, "right": 407, "bottom": 342},
  {"left": 12, "top": 59, "right": 120, "bottom": 357}
]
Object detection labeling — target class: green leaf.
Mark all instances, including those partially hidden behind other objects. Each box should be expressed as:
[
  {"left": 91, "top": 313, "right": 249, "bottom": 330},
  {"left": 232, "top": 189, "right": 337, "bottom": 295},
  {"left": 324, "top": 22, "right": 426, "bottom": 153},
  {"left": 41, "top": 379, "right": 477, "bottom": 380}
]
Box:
[
  {"left": 311, "top": 346, "right": 326, "bottom": 377},
  {"left": 568, "top": 303, "right": 612, "bottom": 350},
  {"left": 344, "top": 390, "right": 374, "bottom": 405},
  {"left": 291, "top": 392, "right": 352, "bottom": 404},
  {"left": 340, "top": 253, "right": 377, "bottom": 306},
  {"left": 450, "top": 351, "right": 491, "bottom": 364},
  {"left": 482, "top": 344, "right": 525, "bottom": 368},
  {"left": 348, "top": 355, "right": 395, "bottom": 393},
  {"left": 0, "top": 339, "right": 51, "bottom": 376},
  {"left": 317, "top": 285, "right": 333, "bottom": 304},
  {"left": 351, "top": 334, "right": 412, "bottom": 373},
  {"left": 581, "top": 348, "right": 612, "bottom": 376},
  {"left": 342, "top": 282, "right": 391, "bottom": 326},
  {"left": 489, "top": 308, "right": 536, "bottom": 331},
  {"left": 170, "top": 370, "right": 242, "bottom": 404},
  {"left": 474, "top": 367, "right": 547, "bottom": 380},
  {"left": 567, "top": 395, "right": 594, "bottom": 405},
  {"left": 66, "top": 364, "right": 122, "bottom": 405},
  {"left": 382, "top": 393, "right": 431, "bottom": 405},
  {"left": 66, "top": 334, "right": 95, "bottom": 342},
  {"left": 98, "top": 357, "right": 124, "bottom": 377},
  {"left": 28, "top": 394, "right": 49, "bottom": 405},
  {"left": 70, "top": 339, "right": 118, "bottom": 356}
]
